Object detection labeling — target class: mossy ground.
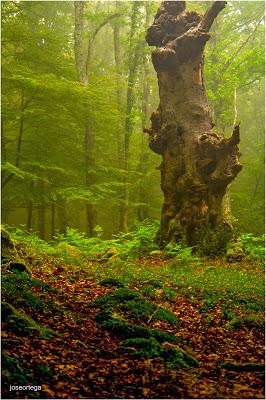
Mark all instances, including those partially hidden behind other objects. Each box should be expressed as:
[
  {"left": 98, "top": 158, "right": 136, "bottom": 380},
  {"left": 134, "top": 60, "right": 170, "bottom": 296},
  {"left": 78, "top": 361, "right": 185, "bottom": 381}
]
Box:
[{"left": 1, "top": 226, "right": 264, "bottom": 399}]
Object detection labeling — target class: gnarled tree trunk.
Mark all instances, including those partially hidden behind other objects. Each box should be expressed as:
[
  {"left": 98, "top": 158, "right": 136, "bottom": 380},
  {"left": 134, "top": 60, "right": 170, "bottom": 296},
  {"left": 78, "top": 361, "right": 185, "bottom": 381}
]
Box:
[{"left": 145, "top": 1, "right": 242, "bottom": 251}]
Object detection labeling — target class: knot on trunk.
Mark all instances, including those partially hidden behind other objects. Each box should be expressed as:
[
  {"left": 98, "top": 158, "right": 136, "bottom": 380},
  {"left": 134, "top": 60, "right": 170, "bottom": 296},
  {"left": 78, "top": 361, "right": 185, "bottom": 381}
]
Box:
[
  {"left": 152, "top": 48, "right": 178, "bottom": 72},
  {"left": 144, "top": 110, "right": 166, "bottom": 155},
  {"left": 198, "top": 127, "right": 242, "bottom": 190}
]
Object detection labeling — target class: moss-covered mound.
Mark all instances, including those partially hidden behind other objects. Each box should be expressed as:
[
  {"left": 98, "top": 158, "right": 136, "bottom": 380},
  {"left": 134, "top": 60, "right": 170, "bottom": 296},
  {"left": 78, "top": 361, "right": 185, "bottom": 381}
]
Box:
[
  {"left": 2, "top": 352, "right": 29, "bottom": 385},
  {"left": 91, "top": 287, "right": 198, "bottom": 369},
  {"left": 96, "top": 312, "right": 178, "bottom": 343},
  {"left": 92, "top": 287, "right": 178, "bottom": 325},
  {"left": 2, "top": 273, "right": 61, "bottom": 315},
  {"left": 121, "top": 338, "right": 198, "bottom": 368},
  {"left": 2, "top": 302, "right": 55, "bottom": 338}
]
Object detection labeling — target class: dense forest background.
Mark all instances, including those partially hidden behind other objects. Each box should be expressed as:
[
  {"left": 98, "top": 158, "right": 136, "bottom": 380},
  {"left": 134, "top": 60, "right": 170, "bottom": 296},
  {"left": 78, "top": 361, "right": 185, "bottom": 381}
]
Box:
[{"left": 2, "top": 1, "right": 265, "bottom": 240}]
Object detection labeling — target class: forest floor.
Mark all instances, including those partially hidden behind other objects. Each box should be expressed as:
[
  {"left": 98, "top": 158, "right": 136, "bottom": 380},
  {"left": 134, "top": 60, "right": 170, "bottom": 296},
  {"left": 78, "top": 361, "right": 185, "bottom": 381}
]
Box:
[{"left": 2, "top": 235, "right": 265, "bottom": 399}]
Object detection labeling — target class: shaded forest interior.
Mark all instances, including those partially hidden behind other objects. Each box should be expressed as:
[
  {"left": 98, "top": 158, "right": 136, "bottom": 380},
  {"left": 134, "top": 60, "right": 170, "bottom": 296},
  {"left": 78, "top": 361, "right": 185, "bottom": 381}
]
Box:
[
  {"left": 1, "top": 1, "right": 265, "bottom": 400},
  {"left": 1, "top": 1, "right": 265, "bottom": 238}
]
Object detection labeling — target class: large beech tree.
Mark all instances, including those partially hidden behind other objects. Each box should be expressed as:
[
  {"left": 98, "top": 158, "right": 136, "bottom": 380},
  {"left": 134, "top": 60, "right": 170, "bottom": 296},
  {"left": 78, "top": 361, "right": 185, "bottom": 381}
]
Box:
[{"left": 145, "top": 1, "right": 242, "bottom": 249}]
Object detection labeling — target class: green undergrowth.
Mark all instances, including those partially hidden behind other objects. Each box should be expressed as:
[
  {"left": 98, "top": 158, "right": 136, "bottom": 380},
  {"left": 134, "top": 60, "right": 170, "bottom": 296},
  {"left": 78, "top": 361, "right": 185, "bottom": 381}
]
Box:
[
  {"left": 3, "top": 224, "right": 264, "bottom": 333},
  {"left": 4, "top": 222, "right": 199, "bottom": 265}
]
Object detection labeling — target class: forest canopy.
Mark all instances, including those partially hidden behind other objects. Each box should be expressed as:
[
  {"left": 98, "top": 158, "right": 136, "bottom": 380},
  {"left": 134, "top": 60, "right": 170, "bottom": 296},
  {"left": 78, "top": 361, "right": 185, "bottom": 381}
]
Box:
[{"left": 1, "top": 1, "right": 265, "bottom": 239}]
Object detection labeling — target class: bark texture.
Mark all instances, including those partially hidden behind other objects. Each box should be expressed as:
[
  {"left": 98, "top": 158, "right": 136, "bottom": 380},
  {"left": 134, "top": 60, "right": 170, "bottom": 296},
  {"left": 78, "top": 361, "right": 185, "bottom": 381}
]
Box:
[{"left": 145, "top": 1, "right": 242, "bottom": 249}]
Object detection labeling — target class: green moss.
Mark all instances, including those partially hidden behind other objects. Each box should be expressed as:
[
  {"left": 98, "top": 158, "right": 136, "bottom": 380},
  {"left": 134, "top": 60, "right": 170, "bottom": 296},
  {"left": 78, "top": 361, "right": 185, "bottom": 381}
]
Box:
[
  {"left": 139, "top": 286, "right": 155, "bottom": 298},
  {"left": 162, "top": 344, "right": 198, "bottom": 368},
  {"left": 33, "top": 364, "right": 55, "bottom": 378},
  {"left": 2, "top": 273, "right": 61, "bottom": 314},
  {"left": 153, "top": 308, "right": 178, "bottom": 326},
  {"left": 121, "top": 300, "right": 156, "bottom": 319},
  {"left": 226, "top": 241, "right": 245, "bottom": 262},
  {"left": 121, "top": 338, "right": 198, "bottom": 368},
  {"left": 2, "top": 302, "right": 55, "bottom": 338},
  {"left": 93, "top": 288, "right": 142, "bottom": 309},
  {"left": 122, "top": 337, "right": 162, "bottom": 358},
  {"left": 2, "top": 352, "right": 29, "bottom": 385},
  {"left": 99, "top": 277, "right": 125, "bottom": 288},
  {"left": 226, "top": 315, "right": 264, "bottom": 330},
  {"left": 97, "top": 314, "right": 177, "bottom": 343}
]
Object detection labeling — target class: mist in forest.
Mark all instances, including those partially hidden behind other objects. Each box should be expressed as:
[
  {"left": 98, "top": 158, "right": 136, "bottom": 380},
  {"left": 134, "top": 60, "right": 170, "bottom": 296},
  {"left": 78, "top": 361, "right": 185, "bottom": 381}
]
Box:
[{"left": 2, "top": 1, "right": 264, "bottom": 240}]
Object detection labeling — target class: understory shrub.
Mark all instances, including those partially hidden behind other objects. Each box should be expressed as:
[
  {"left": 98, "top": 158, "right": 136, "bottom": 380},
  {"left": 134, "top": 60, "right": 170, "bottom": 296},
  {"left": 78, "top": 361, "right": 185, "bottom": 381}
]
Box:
[{"left": 238, "top": 233, "right": 265, "bottom": 260}]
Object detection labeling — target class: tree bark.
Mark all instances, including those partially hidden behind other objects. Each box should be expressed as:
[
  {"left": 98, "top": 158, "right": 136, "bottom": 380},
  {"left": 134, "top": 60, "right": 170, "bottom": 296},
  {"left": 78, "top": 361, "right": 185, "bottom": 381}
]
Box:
[{"left": 146, "top": 1, "right": 242, "bottom": 250}]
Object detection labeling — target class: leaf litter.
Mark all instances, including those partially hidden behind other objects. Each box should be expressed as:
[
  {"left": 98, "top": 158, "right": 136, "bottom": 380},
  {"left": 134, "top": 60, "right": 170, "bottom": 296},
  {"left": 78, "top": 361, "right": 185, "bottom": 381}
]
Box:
[{"left": 2, "top": 255, "right": 264, "bottom": 399}]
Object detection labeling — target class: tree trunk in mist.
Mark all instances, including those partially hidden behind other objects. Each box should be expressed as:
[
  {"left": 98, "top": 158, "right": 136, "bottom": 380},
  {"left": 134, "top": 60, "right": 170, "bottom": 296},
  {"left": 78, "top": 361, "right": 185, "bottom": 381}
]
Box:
[
  {"left": 74, "top": 1, "right": 96, "bottom": 236},
  {"left": 38, "top": 206, "right": 46, "bottom": 239},
  {"left": 57, "top": 201, "right": 67, "bottom": 235},
  {"left": 26, "top": 182, "right": 34, "bottom": 230},
  {"left": 51, "top": 203, "right": 55, "bottom": 238},
  {"left": 145, "top": 1, "right": 242, "bottom": 249},
  {"left": 137, "top": 3, "right": 152, "bottom": 222},
  {"left": 119, "top": 2, "right": 142, "bottom": 231}
]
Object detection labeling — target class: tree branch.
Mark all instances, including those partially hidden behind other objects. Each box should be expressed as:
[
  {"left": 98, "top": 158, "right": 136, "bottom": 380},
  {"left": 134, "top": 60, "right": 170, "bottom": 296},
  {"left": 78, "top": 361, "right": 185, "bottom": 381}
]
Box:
[
  {"left": 200, "top": 1, "right": 227, "bottom": 32},
  {"left": 221, "top": 13, "right": 265, "bottom": 74},
  {"left": 85, "top": 13, "right": 121, "bottom": 79}
]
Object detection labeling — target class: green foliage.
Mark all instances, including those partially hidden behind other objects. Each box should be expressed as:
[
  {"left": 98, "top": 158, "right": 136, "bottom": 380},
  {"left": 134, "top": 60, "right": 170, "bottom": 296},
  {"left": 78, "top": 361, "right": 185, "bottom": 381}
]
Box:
[
  {"left": 164, "top": 242, "right": 199, "bottom": 265},
  {"left": 239, "top": 233, "right": 265, "bottom": 260},
  {"left": 111, "top": 220, "right": 159, "bottom": 259},
  {"left": 53, "top": 221, "right": 159, "bottom": 261},
  {"left": 8, "top": 226, "right": 54, "bottom": 257}
]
